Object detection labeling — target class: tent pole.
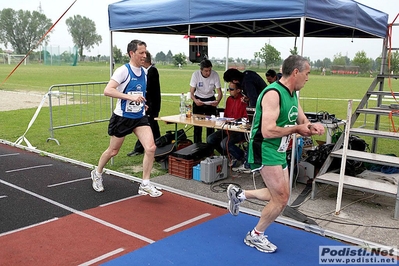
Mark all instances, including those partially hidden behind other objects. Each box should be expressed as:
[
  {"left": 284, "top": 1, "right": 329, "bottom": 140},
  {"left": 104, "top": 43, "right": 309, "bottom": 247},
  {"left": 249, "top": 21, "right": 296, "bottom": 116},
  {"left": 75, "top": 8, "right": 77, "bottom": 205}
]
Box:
[
  {"left": 109, "top": 31, "right": 114, "bottom": 78},
  {"left": 225, "top": 37, "right": 230, "bottom": 71},
  {"left": 299, "top": 16, "right": 305, "bottom": 56},
  {"left": 109, "top": 31, "right": 115, "bottom": 165},
  {"left": 289, "top": 16, "right": 305, "bottom": 205},
  {"left": 222, "top": 37, "right": 230, "bottom": 107}
]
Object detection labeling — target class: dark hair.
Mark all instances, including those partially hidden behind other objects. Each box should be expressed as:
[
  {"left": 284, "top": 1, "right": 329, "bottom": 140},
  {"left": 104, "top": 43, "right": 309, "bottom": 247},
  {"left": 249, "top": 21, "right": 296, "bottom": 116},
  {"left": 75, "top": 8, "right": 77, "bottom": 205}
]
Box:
[
  {"left": 223, "top": 68, "right": 244, "bottom": 83},
  {"left": 265, "top": 69, "right": 277, "bottom": 77},
  {"left": 282, "top": 55, "right": 309, "bottom": 76},
  {"left": 144, "top": 51, "right": 152, "bottom": 64},
  {"left": 200, "top": 59, "right": 212, "bottom": 70},
  {"left": 127, "top": 39, "right": 147, "bottom": 56}
]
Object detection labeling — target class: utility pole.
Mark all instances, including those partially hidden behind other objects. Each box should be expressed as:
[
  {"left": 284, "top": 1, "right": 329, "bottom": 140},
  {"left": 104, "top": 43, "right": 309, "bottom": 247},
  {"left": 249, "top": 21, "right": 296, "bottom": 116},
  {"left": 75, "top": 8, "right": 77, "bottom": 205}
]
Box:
[{"left": 38, "top": 2, "right": 43, "bottom": 13}]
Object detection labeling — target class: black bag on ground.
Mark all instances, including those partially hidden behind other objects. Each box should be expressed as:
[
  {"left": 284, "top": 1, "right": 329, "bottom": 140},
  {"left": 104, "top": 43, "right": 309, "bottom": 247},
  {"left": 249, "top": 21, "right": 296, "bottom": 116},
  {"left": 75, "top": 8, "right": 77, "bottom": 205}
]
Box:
[
  {"left": 305, "top": 143, "right": 335, "bottom": 169},
  {"left": 155, "top": 129, "right": 187, "bottom": 147},
  {"left": 305, "top": 135, "right": 368, "bottom": 175}
]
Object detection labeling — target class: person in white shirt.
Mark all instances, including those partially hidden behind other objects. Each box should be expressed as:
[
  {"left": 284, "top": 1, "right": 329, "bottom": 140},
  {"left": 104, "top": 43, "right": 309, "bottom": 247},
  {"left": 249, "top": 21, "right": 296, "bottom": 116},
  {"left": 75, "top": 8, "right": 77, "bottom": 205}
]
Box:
[
  {"left": 90, "top": 40, "right": 162, "bottom": 198},
  {"left": 189, "top": 59, "right": 222, "bottom": 143}
]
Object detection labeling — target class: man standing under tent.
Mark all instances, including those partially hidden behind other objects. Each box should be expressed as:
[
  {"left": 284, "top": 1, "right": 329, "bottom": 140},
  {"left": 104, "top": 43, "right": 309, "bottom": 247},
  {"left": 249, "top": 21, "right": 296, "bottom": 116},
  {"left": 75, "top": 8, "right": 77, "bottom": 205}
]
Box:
[
  {"left": 190, "top": 59, "right": 223, "bottom": 143},
  {"left": 227, "top": 55, "right": 324, "bottom": 253},
  {"left": 127, "top": 50, "right": 161, "bottom": 157},
  {"left": 223, "top": 68, "right": 266, "bottom": 108},
  {"left": 91, "top": 39, "right": 162, "bottom": 197}
]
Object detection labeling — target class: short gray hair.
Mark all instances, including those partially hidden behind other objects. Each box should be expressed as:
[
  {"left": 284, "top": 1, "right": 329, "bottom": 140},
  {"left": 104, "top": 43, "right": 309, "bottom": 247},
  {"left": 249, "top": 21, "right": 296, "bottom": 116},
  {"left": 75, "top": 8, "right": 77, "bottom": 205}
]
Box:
[{"left": 281, "top": 55, "right": 309, "bottom": 76}]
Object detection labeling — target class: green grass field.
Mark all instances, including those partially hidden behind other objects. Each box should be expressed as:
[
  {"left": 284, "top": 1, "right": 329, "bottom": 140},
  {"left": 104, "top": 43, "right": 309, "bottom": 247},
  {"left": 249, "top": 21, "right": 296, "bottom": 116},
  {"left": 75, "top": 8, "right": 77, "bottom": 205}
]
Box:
[{"left": 0, "top": 63, "right": 397, "bottom": 178}]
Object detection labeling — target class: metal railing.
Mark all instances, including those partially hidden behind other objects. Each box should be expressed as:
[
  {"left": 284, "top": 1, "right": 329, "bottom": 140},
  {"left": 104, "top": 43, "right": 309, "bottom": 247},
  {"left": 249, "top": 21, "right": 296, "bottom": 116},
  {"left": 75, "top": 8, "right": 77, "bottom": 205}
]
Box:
[{"left": 46, "top": 82, "right": 111, "bottom": 145}]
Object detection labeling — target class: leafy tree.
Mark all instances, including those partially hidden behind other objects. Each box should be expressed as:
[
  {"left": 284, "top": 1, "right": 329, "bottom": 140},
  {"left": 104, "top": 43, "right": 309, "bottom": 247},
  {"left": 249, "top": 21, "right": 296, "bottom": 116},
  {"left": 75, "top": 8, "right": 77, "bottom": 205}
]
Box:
[
  {"left": 155, "top": 51, "right": 166, "bottom": 62},
  {"left": 166, "top": 50, "right": 173, "bottom": 63},
  {"left": 352, "top": 50, "right": 371, "bottom": 74},
  {"left": 112, "top": 45, "right": 123, "bottom": 63},
  {"left": 313, "top": 59, "right": 323, "bottom": 68},
  {"left": 172, "top": 53, "right": 187, "bottom": 66},
  {"left": 256, "top": 43, "right": 281, "bottom": 68},
  {"left": 253, "top": 52, "right": 262, "bottom": 68},
  {"left": 290, "top": 46, "right": 298, "bottom": 55},
  {"left": 0, "top": 8, "right": 52, "bottom": 54},
  {"left": 122, "top": 54, "right": 130, "bottom": 63},
  {"left": 65, "top": 15, "right": 102, "bottom": 59},
  {"left": 332, "top": 53, "right": 348, "bottom": 66},
  {"left": 388, "top": 51, "right": 399, "bottom": 74},
  {"left": 60, "top": 51, "right": 73, "bottom": 63},
  {"left": 242, "top": 59, "right": 249, "bottom": 65},
  {"left": 322, "top": 57, "right": 332, "bottom": 68}
]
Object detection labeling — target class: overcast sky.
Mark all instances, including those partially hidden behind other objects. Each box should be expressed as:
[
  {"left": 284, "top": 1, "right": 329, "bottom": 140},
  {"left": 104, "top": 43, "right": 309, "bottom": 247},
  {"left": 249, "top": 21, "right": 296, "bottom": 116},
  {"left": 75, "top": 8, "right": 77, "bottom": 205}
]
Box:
[{"left": 0, "top": 0, "right": 398, "bottom": 61}]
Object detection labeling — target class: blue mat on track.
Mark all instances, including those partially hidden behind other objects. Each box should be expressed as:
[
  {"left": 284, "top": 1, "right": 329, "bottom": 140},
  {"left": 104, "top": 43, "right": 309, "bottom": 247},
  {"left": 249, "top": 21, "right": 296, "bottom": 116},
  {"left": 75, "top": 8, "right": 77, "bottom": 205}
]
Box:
[{"left": 103, "top": 213, "right": 349, "bottom": 266}]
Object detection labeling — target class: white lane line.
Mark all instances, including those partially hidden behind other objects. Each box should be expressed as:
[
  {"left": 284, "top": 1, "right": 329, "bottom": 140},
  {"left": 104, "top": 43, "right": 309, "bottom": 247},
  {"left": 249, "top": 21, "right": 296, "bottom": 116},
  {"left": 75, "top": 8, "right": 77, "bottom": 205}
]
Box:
[
  {"left": 47, "top": 177, "right": 91, "bottom": 187},
  {"left": 5, "top": 164, "right": 53, "bottom": 173},
  {"left": 100, "top": 194, "right": 142, "bottom": 207},
  {"left": 78, "top": 248, "right": 125, "bottom": 266},
  {"left": 163, "top": 213, "right": 211, "bottom": 232},
  {"left": 0, "top": 195, "right": 7, "bottom": 199},
  {"left": 0, "top": 218, "right": 58, "bottom": 237},
  {"left": 0, "top": 179, "right": 154, "bottom": 244},
  {"left": 0, "top": 153, "right": 19, "bottom": 157}
]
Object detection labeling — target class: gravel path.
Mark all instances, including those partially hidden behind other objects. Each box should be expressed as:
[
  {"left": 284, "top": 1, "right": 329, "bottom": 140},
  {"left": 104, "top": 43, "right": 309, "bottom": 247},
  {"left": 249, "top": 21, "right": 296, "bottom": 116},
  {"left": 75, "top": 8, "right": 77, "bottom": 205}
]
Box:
[{"left": 0, "top": 90, "right": 48, "bottom": 111}]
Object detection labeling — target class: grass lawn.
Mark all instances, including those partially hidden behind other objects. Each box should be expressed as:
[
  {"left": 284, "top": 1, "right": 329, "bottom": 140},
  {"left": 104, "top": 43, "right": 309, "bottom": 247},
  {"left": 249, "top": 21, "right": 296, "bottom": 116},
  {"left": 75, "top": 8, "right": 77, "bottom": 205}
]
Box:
[{"left": 0, "top": 63, "right": 398, "bottom": 178}]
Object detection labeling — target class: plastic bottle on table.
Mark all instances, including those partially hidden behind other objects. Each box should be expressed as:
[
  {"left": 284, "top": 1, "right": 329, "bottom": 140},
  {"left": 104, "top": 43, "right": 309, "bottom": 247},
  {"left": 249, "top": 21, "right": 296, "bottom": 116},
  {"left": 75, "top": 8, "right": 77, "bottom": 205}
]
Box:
[
  {"left": 180, "top": 93, "right": 186, "bottom": 116},
  {"left": 185, "top": 95, "right": 192, "bottom": 118}
]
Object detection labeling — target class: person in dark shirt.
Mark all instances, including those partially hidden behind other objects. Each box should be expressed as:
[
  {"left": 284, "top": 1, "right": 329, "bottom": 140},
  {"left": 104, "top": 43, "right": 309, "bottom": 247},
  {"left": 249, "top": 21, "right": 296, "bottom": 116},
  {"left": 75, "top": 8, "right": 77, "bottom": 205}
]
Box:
[
  {"left": 265, "top": 69, "right": 280, "bottom": 85},
  {"left": 223, "top": 68, "right": 266, "bottom": 108}
]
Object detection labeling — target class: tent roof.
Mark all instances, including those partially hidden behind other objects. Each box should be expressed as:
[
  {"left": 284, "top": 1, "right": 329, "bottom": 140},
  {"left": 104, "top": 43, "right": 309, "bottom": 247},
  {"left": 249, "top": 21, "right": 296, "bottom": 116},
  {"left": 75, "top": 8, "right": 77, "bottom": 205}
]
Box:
[{"left": 108, "top": 0, "right": 388, "bottom": 39}]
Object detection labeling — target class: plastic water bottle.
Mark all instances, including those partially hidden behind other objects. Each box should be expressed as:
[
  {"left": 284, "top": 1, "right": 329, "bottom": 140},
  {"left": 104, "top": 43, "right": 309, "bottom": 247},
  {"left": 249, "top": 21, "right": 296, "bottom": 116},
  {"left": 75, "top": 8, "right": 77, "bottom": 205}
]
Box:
[
  {"left": 185, "top": 97, "right": 192, "bottom": 118},
  {"left": 180, "top": 93, "right": 186, "bottom": 116}
]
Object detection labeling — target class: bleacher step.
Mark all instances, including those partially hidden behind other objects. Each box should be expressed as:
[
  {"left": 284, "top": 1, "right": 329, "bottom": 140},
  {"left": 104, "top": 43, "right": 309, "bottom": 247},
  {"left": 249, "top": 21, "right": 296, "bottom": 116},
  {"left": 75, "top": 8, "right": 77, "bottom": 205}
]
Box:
[
  {"left": 315, "top": 172, "right": 397, "bottom": 197},
  {"left": 350, "top": 128, "right": 399, "bottom": 140},
  {"left": 330, "top": 149, "right": 399, "bottom": 167}
]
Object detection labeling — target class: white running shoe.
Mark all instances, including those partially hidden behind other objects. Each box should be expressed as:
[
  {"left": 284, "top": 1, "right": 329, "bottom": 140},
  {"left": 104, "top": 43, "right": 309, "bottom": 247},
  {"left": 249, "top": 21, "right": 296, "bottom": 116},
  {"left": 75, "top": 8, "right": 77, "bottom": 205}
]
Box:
[
  {"left": 138, "top": 184, "right": 163, "bottom": 197},
  {"left": 244, "top": 231, "right": 277, "bottom": 253},
  {"left": 227, "top": 184, "right": 244, "bottom": 216},
  {"left": 91, "top": 170, "right": 104, "bottom": 192},
  {"left": 232, "top": 164, "right": 251, "bottom": 174}
]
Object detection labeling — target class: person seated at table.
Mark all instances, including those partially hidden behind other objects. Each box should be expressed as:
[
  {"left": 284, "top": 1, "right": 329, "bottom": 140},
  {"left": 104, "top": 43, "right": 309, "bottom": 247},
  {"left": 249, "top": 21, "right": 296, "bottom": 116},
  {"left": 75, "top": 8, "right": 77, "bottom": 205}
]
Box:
[{"left": 206, "top": 82, "right": 248, "bottom": 167}]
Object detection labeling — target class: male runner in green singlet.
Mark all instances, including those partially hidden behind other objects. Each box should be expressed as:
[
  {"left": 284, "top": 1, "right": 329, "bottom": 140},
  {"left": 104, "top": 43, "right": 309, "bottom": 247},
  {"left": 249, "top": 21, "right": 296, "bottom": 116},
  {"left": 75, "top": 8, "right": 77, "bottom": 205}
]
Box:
[{"left": 227, "top": 55, "right": 325, "bottom": 253}]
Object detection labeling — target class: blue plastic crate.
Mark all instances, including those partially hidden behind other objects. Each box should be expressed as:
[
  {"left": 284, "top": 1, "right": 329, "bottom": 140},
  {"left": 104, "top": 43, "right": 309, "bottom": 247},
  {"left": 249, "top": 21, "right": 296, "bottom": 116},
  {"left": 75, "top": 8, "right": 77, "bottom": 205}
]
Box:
[{"left": 193, "top": 164, "right": 201, "bottom": 181}]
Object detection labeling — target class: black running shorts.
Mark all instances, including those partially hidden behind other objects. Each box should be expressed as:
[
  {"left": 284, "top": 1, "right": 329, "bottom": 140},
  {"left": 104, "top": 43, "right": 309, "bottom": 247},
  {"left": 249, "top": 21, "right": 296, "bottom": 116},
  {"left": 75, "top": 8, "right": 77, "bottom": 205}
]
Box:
[{"left": 107, "top": 113, "right": 150, "bottom": 138}]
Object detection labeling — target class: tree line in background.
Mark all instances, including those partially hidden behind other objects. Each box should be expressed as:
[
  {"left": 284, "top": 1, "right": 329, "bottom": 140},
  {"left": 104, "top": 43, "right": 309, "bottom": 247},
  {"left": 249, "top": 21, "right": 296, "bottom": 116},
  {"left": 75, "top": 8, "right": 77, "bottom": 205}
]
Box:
[
  {"left": 0, "top": 8, "right": 101, "bottom": 61},
  {"left": 98, "top": 42, "right": 399, "bottom": 75},
  {"left": 1, "top": 7, "right": 398, "bottom": 74}
]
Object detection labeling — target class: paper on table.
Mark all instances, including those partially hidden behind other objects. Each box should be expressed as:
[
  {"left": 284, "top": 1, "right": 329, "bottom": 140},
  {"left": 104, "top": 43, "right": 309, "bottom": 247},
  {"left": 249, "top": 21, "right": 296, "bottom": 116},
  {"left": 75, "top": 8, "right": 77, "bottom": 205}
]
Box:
[
  {"left": 202, "top": 101, "right": 218, "bottom": 105},
  {"left": 207, "top": 116, "right": 234, "bottom": 121}
]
